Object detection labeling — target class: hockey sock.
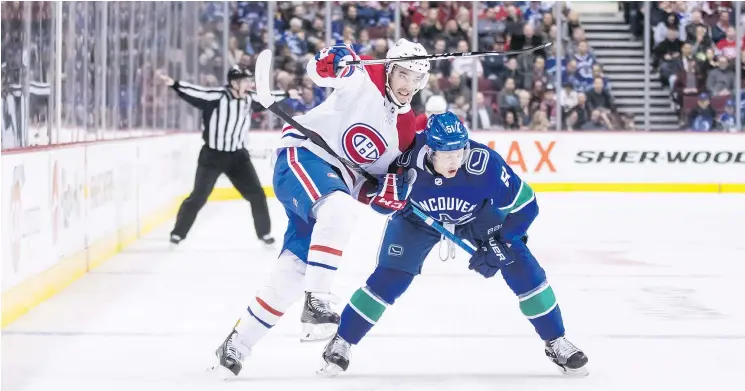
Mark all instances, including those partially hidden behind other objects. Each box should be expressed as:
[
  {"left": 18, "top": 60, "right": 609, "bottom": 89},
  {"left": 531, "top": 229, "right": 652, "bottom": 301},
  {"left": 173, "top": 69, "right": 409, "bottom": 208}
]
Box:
[
  {"left": 338, "top": 267, "right": 414, "bottom": 344},
  {"left": 500, "top": 240, "right": 565, "bottom": 341},
  {"left": 237, "top": 255, "right": 305, "bottom": 347},
  {"left": 517, "top": 281, "right": 565, "bottom": 341},
  {"left": 238, "top": 294, "right": 286, "bottom": 347},
  {"left": 305, "top": 192, "right": 358, "bottom": 293}
]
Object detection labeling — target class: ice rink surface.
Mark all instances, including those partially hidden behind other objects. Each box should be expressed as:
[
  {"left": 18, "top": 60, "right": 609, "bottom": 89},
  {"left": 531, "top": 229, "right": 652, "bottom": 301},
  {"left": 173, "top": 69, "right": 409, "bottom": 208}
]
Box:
[{"left": 3, "top": 193, "right": 745, "bottom": 391}]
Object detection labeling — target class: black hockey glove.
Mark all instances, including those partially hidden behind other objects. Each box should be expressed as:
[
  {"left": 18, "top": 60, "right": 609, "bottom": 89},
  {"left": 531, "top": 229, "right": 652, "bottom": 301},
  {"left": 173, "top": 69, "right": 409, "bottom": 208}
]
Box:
[{"left": 468, "top": 236, "right": 514, "bottom": 278}]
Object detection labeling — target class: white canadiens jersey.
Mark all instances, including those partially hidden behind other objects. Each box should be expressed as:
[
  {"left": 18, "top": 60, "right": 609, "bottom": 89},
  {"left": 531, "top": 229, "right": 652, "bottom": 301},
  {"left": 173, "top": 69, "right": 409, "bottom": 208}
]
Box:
[{"left": 279, "top": 58, "right": 416, "bottom": 190}]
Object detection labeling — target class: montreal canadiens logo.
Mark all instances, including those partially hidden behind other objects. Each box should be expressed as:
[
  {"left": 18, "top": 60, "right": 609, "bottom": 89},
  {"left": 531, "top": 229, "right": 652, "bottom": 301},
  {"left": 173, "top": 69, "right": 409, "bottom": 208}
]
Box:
[{"left": 342, "top": 123, "right": 388, "bottom": 165}]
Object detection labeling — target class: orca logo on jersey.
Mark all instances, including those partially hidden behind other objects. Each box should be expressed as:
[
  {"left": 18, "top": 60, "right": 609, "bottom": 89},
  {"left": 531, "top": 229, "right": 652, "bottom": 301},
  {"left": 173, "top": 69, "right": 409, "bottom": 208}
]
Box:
[
  {"left": 388, "top": 244, "right": 404, "bottom": 257},
  {"left": 342, "top": 123, "right": 388, "bottom": 165}
]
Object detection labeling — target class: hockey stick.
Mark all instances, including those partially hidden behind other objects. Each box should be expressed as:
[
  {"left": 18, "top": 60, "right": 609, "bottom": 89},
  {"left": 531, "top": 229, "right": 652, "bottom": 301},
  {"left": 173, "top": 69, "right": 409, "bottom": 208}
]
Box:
[
  {"left": 408, "top": 200, "right": 478, "bottom": 255},
  {"left": 339, "top": 42, "right": 552, "bottom": 67},
  {"left": 253, "top": 48, "right": 478, "bottom": 256}
]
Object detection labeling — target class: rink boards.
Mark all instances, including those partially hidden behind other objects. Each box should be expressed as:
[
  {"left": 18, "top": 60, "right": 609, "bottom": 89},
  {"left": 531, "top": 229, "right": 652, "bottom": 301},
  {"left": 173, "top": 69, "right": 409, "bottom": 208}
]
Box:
[
  {"left": 2, "top": 131, "right": 745, "bottom": 327},
  {"left": 1, "top": 135, "right": 198, "bottom": 326},
  {"left": 226, "top": 131, "right": 745, "bottom": 196}
]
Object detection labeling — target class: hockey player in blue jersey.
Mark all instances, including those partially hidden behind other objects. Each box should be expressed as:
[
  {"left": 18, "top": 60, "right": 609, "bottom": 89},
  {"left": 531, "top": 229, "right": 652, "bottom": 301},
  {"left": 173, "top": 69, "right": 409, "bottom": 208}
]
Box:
[{"left": 319, "top": 112, "right": 589, "bottom": 377}]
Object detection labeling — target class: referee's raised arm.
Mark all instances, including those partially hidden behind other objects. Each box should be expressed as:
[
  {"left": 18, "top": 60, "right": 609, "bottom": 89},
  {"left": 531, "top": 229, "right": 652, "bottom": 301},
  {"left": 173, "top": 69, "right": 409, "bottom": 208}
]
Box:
[{"left": 159, "top": 74, "right": 224, "bottom": 110}]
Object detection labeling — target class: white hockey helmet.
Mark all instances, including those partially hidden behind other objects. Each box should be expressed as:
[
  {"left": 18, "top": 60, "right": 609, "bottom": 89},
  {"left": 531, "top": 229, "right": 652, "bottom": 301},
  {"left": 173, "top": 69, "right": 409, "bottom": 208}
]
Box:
[
  {"left": 425, "top": 95, "right": 448, "bottom": 115},
  {"left": 386, "top": 38, "right": 430, "bottom": 106}
]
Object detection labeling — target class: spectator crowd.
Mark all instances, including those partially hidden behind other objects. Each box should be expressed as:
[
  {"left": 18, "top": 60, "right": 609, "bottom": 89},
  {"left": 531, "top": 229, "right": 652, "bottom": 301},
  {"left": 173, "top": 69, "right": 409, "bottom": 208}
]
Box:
[
  {"left": 217, "top": 1, "right": 630, "bottom": 131},
  {"left": 625, "top": 1, "right": 744, "bottom": 131},
  {"left": 3, "top": 1, "right": 742, "bottom": 150}
]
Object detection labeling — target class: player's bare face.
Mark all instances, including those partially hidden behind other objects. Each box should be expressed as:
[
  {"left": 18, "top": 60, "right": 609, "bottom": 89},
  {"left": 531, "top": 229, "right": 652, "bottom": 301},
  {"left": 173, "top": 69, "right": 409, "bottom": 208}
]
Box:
[
  {"left": 390, "top": 66, "right": 424, "bottom": 105},
  {"left": 432, "top": 149, "right": 464, "bottom": 179}
]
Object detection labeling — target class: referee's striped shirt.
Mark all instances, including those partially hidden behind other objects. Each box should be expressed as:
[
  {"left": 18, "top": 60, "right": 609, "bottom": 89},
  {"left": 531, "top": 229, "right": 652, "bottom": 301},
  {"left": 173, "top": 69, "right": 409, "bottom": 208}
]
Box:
[{"left": 171, "top": 81, "right": 265, "bottom": 152}]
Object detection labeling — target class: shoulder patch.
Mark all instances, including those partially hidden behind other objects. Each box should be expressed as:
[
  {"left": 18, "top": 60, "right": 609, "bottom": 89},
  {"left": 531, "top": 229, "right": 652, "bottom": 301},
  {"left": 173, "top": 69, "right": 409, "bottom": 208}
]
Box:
[{"left": 465, "top": 148, "right": 490, "bottom": 176}]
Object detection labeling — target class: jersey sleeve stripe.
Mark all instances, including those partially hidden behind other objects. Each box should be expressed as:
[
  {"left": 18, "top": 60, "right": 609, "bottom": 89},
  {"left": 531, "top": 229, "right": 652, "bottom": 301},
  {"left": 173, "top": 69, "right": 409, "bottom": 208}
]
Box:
[
  {"left": 498, "top": 180, "right": 535, "bottom": 214},
  {"left": 510, "top": 191, "right": 536, "bottom": 214},
  {"left": 282, "top": 125, "right": 308, "bottom": 140},
  {"left": 282, "top": 133, "right": 307, "bottom": 140}
]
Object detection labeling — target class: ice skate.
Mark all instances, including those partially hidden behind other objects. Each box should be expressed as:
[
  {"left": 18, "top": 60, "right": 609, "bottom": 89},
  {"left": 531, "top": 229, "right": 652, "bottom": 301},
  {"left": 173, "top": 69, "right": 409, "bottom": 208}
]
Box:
[
  {"left": 169, "top": 234, "right": 182, "bottom": 250},
  {"left": 300, "top": 292, "right": 340, "bottom": 342},
  {"left": 317, "top": 333, "right": 351, "bottom": 377},
  {"left": 544, "top": 336, "right": 589, "bottom": 376},
  {"left": 209, "top": 326, "right": 252, "bottom": 379},
  {"left": 259, "top": 234, "right": 276, "bottom": 246}
]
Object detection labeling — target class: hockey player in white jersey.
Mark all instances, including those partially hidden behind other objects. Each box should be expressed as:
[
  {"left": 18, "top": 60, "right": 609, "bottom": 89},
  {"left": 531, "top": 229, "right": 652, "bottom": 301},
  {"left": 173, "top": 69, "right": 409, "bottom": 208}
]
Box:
[{"left": 210, "top": 39, "right": 429, "bottom": 378}]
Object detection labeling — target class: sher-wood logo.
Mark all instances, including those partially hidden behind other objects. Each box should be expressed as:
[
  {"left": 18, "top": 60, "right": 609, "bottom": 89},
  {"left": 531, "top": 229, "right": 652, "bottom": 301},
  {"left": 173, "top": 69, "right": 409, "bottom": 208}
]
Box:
[
  {"left": 575, "top": 150, "right": 745, "bottom": 164},
  {"left": 51, "top": 160, "right": 84, "bottom": 244}
]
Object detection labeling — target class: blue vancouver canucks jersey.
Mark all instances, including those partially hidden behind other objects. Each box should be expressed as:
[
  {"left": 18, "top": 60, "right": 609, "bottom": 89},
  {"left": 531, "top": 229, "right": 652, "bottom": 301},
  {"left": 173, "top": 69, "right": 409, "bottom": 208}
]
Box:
[{"left": 395, "top": 133, "right": 538, "bottom": 242}]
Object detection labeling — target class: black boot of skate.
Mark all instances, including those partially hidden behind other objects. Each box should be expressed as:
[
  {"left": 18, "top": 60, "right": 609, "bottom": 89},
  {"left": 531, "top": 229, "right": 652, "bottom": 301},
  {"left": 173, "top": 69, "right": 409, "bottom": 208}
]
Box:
[
  {"left": 169, "top": 234, "right": 182, "bottom": 249},
  {"left": 259, "top": 234, "right": 275, "bottom": 245},
  {"left": 211, "top": 328, "right": 251, "bottom": 378},
  {"left": 317, "top": 333, "right": 352, "bottom": 377},
  {"left": 300, "top": 292, "right": 340, "bottom": 342},
  {"left": 544, "top": 336, "right": 589, "bottom": 376}
]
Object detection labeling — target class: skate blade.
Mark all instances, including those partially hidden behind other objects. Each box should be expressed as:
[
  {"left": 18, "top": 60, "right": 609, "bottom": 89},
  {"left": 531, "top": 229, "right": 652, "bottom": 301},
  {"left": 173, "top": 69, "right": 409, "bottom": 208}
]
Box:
[
  {"left": 300, "top": 323, "right": 338, "bottom": 343},
  {"left": 558, "top": 365, "right": 589, "bottom": 377},
  {"left": 207, "top": 354, "right": 239, "bottom": 380},
  {"left": 207, "top": 363, "right": 236, "bottom": 380},
  {"left": 316, "top": 361, "right": 344, "bottom": 378}
]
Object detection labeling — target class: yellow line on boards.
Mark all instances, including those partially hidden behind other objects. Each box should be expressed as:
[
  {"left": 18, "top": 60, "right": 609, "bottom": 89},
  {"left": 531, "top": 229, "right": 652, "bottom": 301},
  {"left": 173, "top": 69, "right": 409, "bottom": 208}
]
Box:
[{"left": 1, "top": 198, "right": 183, "bottom": 328}]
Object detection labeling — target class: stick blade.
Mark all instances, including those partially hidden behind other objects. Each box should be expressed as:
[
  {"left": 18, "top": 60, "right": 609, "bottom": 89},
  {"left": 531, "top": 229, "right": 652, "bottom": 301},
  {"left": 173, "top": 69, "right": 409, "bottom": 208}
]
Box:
[{"left": 254, "top": 49, "right": 276, "bottom": 108}]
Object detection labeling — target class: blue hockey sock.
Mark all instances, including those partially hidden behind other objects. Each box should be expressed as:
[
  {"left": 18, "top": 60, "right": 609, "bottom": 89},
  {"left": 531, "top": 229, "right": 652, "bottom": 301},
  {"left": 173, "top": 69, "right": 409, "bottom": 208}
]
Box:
[
  {"left": 338, "top": 267, "right": 414, "bottom": 345},
  {"left": 501, "top": 241, "right": 565, "bottom": 341}
]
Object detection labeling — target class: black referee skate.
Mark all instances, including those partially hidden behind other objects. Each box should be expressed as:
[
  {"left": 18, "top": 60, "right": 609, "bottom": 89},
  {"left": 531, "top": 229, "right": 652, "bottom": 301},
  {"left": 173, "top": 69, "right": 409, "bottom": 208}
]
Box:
[
  {"left": 317, "top": 333, "right": 351, "bottom": 377},
  {"left": 544, "top": 336, "right": 589, "bottom": 376},
  {"left": 259, "top": 234, "right": 275, "bottom": 245},
  {"left": 169, "top": 234, "right": 182, "bottom": 249},
  {"left": 210, "top": 327, "right": 251, "bottom": 379},
  {"left": 300, "top": 292, "right": 340, "bottom": 342}
]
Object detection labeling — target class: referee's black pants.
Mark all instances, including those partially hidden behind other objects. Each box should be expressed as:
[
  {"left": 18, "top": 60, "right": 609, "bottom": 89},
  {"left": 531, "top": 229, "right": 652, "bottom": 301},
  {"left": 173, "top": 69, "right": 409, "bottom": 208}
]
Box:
[{"left": 171, "top": 145, "right": 271, "bottom": 240}]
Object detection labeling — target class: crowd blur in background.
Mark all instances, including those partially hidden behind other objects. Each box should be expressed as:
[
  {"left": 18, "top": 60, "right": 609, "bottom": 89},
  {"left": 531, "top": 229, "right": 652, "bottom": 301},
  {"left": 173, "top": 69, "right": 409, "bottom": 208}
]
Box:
[
  {"left": 625, "top": 1, "right": 744, "bottom": 131},
  {"left": 2, "top": 1, "right": 743, "bottom": 150}
]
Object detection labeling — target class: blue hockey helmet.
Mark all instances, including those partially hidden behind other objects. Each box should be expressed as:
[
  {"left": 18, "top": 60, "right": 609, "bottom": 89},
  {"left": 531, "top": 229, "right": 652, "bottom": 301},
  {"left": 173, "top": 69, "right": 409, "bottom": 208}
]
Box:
[{"left": 425, "top": 112, "right": 469, "bottom": 152}]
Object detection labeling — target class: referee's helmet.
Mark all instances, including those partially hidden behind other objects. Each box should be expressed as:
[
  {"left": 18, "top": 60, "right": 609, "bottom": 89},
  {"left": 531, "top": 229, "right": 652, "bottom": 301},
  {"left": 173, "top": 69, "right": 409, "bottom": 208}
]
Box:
[{"left": 227, "top": 66, "right": 253, "bottom": 82}]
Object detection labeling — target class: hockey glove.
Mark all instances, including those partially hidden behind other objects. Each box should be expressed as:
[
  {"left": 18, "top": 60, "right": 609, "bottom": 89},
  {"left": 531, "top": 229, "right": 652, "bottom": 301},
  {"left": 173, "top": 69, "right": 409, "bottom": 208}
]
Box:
[
  {"left": 314, "top": 40, "right": 359, "bottom": 78},
  {"left": 370, "top": 169, "right": 417, "bottom": 215},
  {"left": 468, "top": 236, "right": 514, "bottom": 278}
]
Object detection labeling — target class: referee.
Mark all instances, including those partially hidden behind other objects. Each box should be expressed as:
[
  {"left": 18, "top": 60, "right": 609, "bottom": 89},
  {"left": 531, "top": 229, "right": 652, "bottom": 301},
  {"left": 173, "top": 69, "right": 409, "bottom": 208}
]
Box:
[{"left": 160, "top": 66, "right": 274, "bottom": 246}]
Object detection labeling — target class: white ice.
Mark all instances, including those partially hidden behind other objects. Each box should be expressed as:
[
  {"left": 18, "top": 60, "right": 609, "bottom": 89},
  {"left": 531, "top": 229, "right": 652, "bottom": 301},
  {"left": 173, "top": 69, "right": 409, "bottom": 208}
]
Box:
[{"left": 3, "top": 193, "right": 745, "bottom": 391}]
